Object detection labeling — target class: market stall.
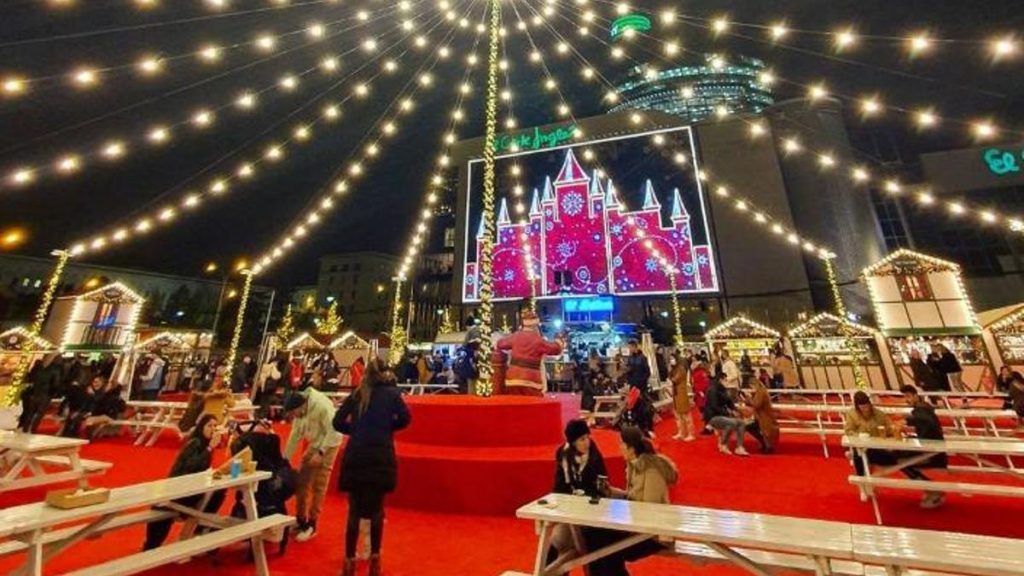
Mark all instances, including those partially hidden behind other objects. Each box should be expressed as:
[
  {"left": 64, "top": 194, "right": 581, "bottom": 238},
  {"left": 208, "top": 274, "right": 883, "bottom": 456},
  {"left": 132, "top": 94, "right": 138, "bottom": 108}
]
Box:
[
  {"left": 979, "top": 303, "right": 1024, "bottom": 374},
  {"left": 788, "top": 313, "right": 889, "bottom": 390},
  {"left": 128, "top": 331, "right": 207, "bottom": 392},
  {"left": 0, "top": 327, "right": 57, "bottom": 395},
  {"left": 862, "top": 249, "right": 989, "bottom": 390},
  {"left": 705, "top": 315, "right": 781, "bottom": 373}
]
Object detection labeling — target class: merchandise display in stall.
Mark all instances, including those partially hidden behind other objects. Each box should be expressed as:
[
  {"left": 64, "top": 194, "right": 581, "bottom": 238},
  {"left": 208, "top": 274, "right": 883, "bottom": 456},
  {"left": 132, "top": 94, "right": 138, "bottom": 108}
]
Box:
[
  {"left": 705, "top": 316, "right": 780, "bottom": 369},
  {"left": 789, "top": 313, "right": 889, "bottom": 390},
  {"left": 0, "top": 327, "right": 57, "bottom": 391},
  {"left": 862, "top": 250, "right": 989, "bottom": 389},
  {"left": 979, "top": 303, "right": 1024, "bottom": 373}
]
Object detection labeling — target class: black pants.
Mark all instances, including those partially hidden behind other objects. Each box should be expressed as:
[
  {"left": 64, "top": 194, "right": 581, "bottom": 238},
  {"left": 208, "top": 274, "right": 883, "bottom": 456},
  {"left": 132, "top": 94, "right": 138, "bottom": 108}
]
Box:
[
  {"left": 19, "top": 395, "right": 49, "bottom": 433},
  {"left": 582, "top": 527, "right": 665, "bottom": 576},
  {"left": 345, "top": 489, "right": 385, "bottom": 559},
  {"left": 852, "top": 449, "right": 930, "bottom": 481},
  {"left": 144, "top": 489, "right": 226, "bottom": 550}
]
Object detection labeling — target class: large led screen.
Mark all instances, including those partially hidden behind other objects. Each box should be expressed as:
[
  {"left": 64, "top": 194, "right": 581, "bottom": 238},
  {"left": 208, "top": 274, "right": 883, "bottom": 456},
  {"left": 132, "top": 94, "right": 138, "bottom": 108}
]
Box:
[{"left": 461, "top": 125, "right": 719, "bottom": 302}]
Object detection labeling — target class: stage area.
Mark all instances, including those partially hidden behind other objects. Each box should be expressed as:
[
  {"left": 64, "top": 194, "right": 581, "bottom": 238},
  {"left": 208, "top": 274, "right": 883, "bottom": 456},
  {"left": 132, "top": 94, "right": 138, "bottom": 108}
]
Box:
[{"left": 1, "top": 394, "right": 1023, "bottom": 575}]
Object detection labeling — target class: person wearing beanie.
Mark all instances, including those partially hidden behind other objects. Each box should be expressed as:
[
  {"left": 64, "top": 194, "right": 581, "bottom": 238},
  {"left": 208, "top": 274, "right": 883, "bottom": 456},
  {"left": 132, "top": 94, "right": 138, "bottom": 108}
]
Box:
[
  {"left": 496, "top": 309, "right": 564, "bottom": 396},
  {"left": 553, "top": 419, "right": 608, "bottom": 497},
  {"left": 284, "top": 386, "right": 343, "bottom": 543}
]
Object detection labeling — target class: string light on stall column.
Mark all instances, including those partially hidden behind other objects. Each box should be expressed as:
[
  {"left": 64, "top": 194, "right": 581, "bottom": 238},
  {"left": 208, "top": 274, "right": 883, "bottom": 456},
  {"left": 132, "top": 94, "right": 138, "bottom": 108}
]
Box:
[{"left": 222, "top": 270, "right": 253, "bottom": 383}]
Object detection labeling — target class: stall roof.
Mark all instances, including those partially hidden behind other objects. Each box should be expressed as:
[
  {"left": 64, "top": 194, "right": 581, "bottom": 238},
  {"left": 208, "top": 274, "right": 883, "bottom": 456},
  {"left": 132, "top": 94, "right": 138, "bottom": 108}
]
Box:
[
  {"left": 789, "top": 313, "right": 878, "bottom": 339},
  {"left": 434, "top": 331, "right": 468, "bottom": 345},
  {"left": 0, "top": 327, "right": 57, "bottom": 352},
  {"left": 706, "top": 316, "right": 780, "bottom": 340},
  {"left": 285, "top": 332, "right": 327, "bottom": 351},
  {"left": 133, "top": 332, "right": 193, "bottom": 351},
  {"left": 57, "top": 281, "right": 146, "bottom": 304},
  {"left": 328, "top": 331, "right": 371, "bottom": 349},
  {"left": 861, "top": 249, "right": 959, "bottom": 278},
  {"left": 978, "top": 303, "right": 1024, "bottom": 331}
]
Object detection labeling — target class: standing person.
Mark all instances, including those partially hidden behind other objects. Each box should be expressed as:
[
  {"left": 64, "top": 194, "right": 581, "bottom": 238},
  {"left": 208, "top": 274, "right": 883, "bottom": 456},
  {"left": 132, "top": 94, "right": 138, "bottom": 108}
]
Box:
[
  {"left": 703, "top": 376, "right": 749, "bottom": 456},
  {"left": 771, "top": 348, "right": 799, "bottom": 390},
  {"left": 19, "top": 354, "right": 62, "bottom": 433},
  {"left": 739, "top": 351, "right": 754, "bottom": 381},
  {"left": 137, "top": 354, "right": 166, "bottom": 401},
  {"left": 143, "top": 414, "right": 226, "bottom": 550},
  {"left": 690, "top": 359, "right": 711, "bottom": 433},
  {"left": 283, "top": 386, "right": 344, "bottom": 542},
  {"left": 935, "top": 344, "right": 965, "bottom": 394},
  {"left": 585, "top": 426, "right": 678, "bottom": 576},
  {"left": 496, "top": 309, "right": 564, "bottom": 397},
  {"left": 720, "top": 350, "right": 741, "bottom": 393},
  {"left": 669, "top": 352, "right": 694, "bottom": 441},
  {"left": 623, "top": 339, "right": 651, "bottom": 395},
  {"left": 924, "top": 346, "right": 951, "bottom": 392},
  {"left": 900, "top": 385, "right": 948, "bottom": 508},
  {"left": 230, "top": 355, "right": 253, "bottom": 394},
  {"left": 744, "top": 376, "right": 779, "bottom": 454},
  {"left": 1006, "top": 372, "right": 1024, "bottom": 431},
  {"left": 333, "top": 360, "right": 411, "bottom": 576},
  {"left": 654, "top": 346, "right": 669, "bottom": 384},
  {"left": 909, "top": 349, "right": 944, "bottom": 393},
  {"left": 350, "top": 357, "right": 366, "bottom": 389},
  {"left": 415, "top": 353, "right": 431, "bottom": 384}
]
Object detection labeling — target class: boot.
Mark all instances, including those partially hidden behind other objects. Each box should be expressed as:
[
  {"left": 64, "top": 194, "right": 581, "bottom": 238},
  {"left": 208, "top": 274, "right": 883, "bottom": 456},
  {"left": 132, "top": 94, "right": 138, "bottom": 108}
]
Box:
[
  {"left": 369, "top": 554, "right": 382, "bottom": 576},
  {"left": 341, "top": 558, "right": 356, "bottom": 576}
]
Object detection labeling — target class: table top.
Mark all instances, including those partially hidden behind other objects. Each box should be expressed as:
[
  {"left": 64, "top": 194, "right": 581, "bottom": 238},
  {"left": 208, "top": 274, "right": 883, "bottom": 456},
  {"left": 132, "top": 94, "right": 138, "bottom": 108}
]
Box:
[
  {"left": 126, "top": 400, "right": 189, "bottom": 410},
  {"left": 852, "top": 524, "right": 1024, "bottom": 576},
  {"left": 842, "top": 435, "right": 1024, "bottom": 456},
  {"left": 772, "top": 389, "right": 1006, "bottom": 399},
  {"left": 0, "top": 431, "right": 88, "bottom": 452},
  {"left": 517, "top": 494, "right": 853, "bottom": 559},
  {"left": 773, "top": 403, "right": 1015, "bottom": 419},
  {"left": 0, "top": 470, "right": 270, "bottom": 537}
]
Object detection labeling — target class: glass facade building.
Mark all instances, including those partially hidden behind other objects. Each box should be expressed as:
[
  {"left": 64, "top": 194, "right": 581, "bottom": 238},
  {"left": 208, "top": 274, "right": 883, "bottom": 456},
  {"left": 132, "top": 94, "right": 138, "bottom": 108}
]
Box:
[{"left": 608, "top": 55, "right": 774, "bottom": 123}]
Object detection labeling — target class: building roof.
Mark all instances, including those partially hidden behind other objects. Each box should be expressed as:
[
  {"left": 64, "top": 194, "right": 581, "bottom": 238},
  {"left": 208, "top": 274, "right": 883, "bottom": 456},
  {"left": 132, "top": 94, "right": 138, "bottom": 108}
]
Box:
[{"left": 706, "top": 315, "right": 780, "bottom": 340}]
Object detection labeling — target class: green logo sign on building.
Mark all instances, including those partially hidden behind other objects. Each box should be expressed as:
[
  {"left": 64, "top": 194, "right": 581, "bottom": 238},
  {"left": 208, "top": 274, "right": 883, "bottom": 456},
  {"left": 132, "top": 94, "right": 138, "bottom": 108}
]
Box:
[
  {"left": 983, "top": 147, "right": 1021, "bottom": 176},
  {"left": 493, "top": 124, "right": 578, "bottom": 153},
  {"left": 610, "top": 14, "right": 652, "bottom": 40}
]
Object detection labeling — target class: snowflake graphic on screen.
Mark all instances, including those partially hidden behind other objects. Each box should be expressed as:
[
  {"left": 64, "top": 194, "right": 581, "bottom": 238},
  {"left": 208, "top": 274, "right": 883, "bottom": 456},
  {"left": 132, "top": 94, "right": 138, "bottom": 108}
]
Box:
[
  {"left": 576, "top": 267, "right": 591, "bottom": 282},
  {"left": 561, "top": 192, "right": 585, "bottom": 216},
  {"left": 612, "top": 256, "right": 623, "bottom": 268},
  {"left": 645, "top": 257, "right": 660, "bottom": 272},
  {"left": 683, "top": 263, "right": 695, "bottom": 276},
  {"left": 610, "top": 223, "right": 624, "bottom": 238},
  {"left": 503, "top": 269, "right": 515, "bottom": 282},
  {"left": 556, "top": 241, "right": 577, "bottom": 259},
  {"left": 466, "top": 276, "right": 476, "bottom": 286}
]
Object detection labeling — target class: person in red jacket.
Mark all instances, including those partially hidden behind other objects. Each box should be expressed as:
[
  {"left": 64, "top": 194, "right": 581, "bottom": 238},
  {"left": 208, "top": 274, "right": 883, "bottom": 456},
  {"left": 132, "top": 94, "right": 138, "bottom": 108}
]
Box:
[{"left": 496, "top": 309, "right": 563, "bottom": 396}]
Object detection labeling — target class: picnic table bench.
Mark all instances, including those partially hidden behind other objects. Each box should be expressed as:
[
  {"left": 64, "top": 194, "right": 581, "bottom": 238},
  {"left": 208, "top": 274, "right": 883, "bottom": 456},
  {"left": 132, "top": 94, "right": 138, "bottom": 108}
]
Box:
[
  {"left": 842, "top": 435, "right": 1024, "bottom": 524},
  {"left": 0, "top": 469, "right": 292, "bottom": 576},
  {"left": 0, "top": 431, "right": 110, "bottom": 493}
]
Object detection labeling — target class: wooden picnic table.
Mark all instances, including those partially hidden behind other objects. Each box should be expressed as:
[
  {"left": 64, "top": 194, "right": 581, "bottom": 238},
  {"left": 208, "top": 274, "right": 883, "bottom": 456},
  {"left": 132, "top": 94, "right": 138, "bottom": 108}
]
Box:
[
  {"left": 0, "top": 431, "right": 110, "bottom": 493},
  {"left": 0, "top": 469, "right": 290, "bottom": 576},
  {"left": 842, "top": 435, "right": 1024, "bottom": 524}
]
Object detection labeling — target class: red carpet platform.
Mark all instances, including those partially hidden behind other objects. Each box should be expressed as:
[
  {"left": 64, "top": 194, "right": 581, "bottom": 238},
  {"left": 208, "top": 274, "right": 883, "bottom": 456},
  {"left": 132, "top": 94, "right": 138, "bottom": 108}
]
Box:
[{"left": 385, "top": 395, "right": 625, "bottom": 515}]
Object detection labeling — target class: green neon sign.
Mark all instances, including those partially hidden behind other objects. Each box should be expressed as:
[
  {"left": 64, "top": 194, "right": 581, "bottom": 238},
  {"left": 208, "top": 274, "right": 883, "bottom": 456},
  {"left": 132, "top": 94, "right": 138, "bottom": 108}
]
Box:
[
  {"left": 493, "top": 124, "right": 577, "bottom": 153},
  {"left": 610, "top": 14, "right": 652, "bottom": 40},
  {"left": 983, "top": 147, "right": 1021, "bottom": 176}
]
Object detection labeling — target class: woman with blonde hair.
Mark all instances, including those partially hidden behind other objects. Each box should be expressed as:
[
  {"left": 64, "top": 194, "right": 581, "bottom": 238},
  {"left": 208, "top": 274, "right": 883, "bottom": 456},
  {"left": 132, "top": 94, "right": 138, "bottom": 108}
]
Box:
[
  {"left": 669, "top": 351, "right": 695, "bottom": 441},
  {"left": 333, "top": 359, "right": 411, "bottom": 576}
]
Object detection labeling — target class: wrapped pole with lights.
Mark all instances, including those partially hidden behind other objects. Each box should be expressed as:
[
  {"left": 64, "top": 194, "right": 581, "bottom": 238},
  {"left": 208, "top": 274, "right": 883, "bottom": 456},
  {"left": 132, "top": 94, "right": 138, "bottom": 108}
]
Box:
[
  {"left": 667, "top": 268, "right": 684, "bottom": 348},
  {"left": 475, "top": 0, "right": 502, "bottom": 397},
  {"left": 3, "top": 249, "right": 70, "bottom": 408},
  {"left": 388, "top": 277, "right": 408, "bottom": 366},
  {"left": 824, "top": 257, "right": 868, "bottom": 390},
  {"left": 222, "top": 270, "right": 253, "bottom": 384}
]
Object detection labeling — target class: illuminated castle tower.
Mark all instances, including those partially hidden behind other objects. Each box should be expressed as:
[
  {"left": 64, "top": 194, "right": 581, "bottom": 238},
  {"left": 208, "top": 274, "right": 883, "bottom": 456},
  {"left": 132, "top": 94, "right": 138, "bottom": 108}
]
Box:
[{"left": 464, "top": 149, "right": 717, "bottom": 300}]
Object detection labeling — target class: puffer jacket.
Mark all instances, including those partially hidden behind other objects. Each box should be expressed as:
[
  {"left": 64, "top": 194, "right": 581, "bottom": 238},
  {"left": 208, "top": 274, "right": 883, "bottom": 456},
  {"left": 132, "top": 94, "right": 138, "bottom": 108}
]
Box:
[{"left": 625, "top": 453, "right": 679, "bottom": 504}]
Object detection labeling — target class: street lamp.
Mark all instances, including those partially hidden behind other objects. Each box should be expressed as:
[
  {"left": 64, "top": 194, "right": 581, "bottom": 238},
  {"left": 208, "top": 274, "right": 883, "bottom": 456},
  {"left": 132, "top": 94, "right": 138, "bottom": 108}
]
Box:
[{"left": 205, "top": 257, "right": 246, "bottom": 349}]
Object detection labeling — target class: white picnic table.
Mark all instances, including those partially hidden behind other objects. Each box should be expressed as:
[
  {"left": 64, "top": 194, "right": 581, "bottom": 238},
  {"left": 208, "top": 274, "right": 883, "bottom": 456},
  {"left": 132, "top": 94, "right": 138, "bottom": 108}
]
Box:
[
  {"left": 0, "top": 431, "right": 110, "bottom": 493},
  {"left": 842, "top": 435, "right": 1024, "bottom": 524},
  {"left": 517, "top": 493, "right": 853, "bottom": 576},
  {"left": 0, "top": 469, "right": 291, "bottom": 576},
  {"left": 115, "top": 400, "right": 257, "bottom": 446},
  {"left": 398, "top": 382, "right": 460, "bottom": 395},
  {"left": 852, "top": 524, "right": 1024, "bottom": 576},
  {"left": 771, "top": 389, "right": 1008, "bottom": 410}
]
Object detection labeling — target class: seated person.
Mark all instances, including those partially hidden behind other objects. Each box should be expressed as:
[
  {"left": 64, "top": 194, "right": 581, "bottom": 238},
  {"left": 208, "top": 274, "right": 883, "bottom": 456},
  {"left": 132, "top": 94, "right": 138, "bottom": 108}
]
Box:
[
  {"left": 549, "top": 420, "right": 608, "bottom": 562},
  {"left": 703, "top": 376, "right": 749, "bottom": 456},
  {"left": 83, "top": 380, "right": 126, "bottom": 438},
  {"left": 584, "top": 426, "right": 678, "bottom": 576},
  {"left": 59, "top": 375, "right": 105, "bottom": 437},
  {"left": 143, "top": 414, "right": 227, "bottom": 550},
  {"left": 1008, "top": 372, "right": 1024, "bottom": 430},
  {"left": 743, "top": 376, "right": 779, "bottom": 454},
  {"left": 900, "top": 385, "right": 947, "bottom": 508}
]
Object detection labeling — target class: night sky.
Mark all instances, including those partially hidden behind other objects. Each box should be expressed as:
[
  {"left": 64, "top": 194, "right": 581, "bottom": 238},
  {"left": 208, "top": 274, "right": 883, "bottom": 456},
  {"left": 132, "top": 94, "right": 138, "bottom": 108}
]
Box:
[{"left": 1, "top": 0, "right": 1022, "bottom": 287}]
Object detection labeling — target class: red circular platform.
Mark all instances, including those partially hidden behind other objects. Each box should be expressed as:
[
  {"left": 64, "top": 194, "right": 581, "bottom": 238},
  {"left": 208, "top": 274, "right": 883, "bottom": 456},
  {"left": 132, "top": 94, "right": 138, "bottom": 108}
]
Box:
[{"left": 379, "top": 395, "right": 625, "bottom": 516}]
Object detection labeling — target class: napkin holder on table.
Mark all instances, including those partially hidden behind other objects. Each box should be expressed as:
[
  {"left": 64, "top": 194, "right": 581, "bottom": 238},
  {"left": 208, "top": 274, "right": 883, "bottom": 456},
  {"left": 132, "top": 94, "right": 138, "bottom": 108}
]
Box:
[{"left": 45, "top": 487, "right": 111, "bottom": 509}]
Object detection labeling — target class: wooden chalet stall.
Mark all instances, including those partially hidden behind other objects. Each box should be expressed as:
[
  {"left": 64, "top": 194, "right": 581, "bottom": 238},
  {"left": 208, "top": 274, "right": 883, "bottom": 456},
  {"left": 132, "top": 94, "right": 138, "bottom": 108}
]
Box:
[
  {"left": 0, "top": 327, "right": 57, "bottom": 394},
  {"left": 705, "top": 316, "right": 781, "bottom": 372},
  {"left": 788, "top": 313, "right": 889, "bottom": 391},
  {"left": 979, "top": 303, "right": 1024, "bottom": 374},
  {"left": 862, "top": 250, "right": 989, "bottom": 390},
  {"left": 129, "top": 331, "right": 210, "bottom": 392}
]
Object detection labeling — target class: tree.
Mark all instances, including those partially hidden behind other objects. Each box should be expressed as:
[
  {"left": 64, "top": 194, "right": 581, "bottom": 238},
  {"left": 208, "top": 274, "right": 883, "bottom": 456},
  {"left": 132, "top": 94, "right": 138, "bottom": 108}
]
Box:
[
  {"left": 437, "top": 307, "right": 455, "bottom": 335},
  {"left": 317, "top": 301, "right": 343, "bottom": 336},
  {"left": 275, "top": 304, "right": 296, "bottom": 343}
]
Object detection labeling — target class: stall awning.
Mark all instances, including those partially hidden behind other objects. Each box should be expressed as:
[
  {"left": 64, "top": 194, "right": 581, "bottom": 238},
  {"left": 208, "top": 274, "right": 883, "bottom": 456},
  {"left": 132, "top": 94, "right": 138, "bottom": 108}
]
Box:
[
  {"left": 789, "top": 313, "right": 878, "bottom": 339},
  {"left": 706, "top": 316, "right": 780, "bottom": 341},
  {"left": 133, "top": 332, "right": 194, "bottom": 352},
  {"left": 328, "top": 331, "right": 371, "bottom": 349},
  {"left": 0, "top": 327, "right": 57, "bottom": 353},
  {"left": 978, "top": 303, "right": 1024, "bottom": 330}
]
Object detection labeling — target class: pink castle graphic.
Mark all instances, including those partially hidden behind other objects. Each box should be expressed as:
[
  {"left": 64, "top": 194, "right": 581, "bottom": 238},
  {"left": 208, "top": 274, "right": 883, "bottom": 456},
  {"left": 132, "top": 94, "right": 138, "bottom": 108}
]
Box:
[{"left": 464, "top": 149, "right": 718, "bottom": 301}]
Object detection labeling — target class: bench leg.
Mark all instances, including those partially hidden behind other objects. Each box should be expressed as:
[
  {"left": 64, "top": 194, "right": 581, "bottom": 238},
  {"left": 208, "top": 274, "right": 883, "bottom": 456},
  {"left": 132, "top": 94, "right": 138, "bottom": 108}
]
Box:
[
  {"left": 242, "top": 484, "right": 271, "bottom": 576},
  {"left": 706, "top": 542, "right": 771, "bottom": 576},
  {"left": 811, "top": 555, "right": 833, "bottom": 576},
  {"left": 531, "top": 521, "right": 553, "bottom": 576}
]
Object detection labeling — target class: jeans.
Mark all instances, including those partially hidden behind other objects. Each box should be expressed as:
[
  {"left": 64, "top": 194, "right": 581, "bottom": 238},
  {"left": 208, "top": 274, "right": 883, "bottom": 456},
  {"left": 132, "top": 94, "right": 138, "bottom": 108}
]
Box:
[
  {"left": 295, "top": 445, "right": 340, "bottom": 525},
  {"left": 709, "top": 416, "right": 746, "bottom": 448}
]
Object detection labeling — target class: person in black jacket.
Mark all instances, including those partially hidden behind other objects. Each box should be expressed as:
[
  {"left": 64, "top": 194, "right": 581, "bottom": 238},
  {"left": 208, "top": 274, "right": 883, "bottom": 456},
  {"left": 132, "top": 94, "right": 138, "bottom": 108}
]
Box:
[
  {"left": 59, "top": 375, "right": 104, "bottom": 437},
  {"left": 19, "top": 354, "right": 62, "bottom": 433},
  {"left": 333, "top": 359, "right": 411, "bottom": 576},
  {"left": 624, "top": 340, "right": 651, "bottom": 395},
  {"left": 909, "top": 349, "right": 944, "bottom": 393},
  {"left": 900, "top": 385, "right": 948, "bottom": 509},
  {"left": 553, "top": 419, "right": 608, "bottom": 497},
  {"left": 143, "top": 414, "right": 226, "bottom": 550}
]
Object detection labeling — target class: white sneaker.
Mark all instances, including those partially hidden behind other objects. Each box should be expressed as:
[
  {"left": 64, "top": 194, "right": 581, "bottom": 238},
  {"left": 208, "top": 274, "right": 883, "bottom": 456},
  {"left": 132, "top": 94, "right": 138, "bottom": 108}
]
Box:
[
  {"left": 295, "top": 526, "right": 317, "bottom": 542},
  {"left": 718, "top": 444, "right": 732, "bottom": 455},
  {"left": 734, "top": 446, "right": 750, "bottom": 457}
]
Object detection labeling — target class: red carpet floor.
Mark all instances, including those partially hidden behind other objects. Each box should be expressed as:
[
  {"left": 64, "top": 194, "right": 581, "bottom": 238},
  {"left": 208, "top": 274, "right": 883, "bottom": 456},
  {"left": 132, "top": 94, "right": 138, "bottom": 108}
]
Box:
[{"left": 2, "top": 394, "right": 1023, "bottom": 576}]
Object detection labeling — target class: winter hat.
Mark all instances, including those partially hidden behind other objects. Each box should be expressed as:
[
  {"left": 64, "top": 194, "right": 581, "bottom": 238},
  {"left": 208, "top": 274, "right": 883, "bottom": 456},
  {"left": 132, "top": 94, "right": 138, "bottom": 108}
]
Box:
[
  {"left": 521, "top": 309, "right": 541, "bottom": 329},
  {"left": 564, "top": 419, "right": 590, "bottom": 444},
  {"left": 283, "top": 392, "right": 308, "bottom": 413}
]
